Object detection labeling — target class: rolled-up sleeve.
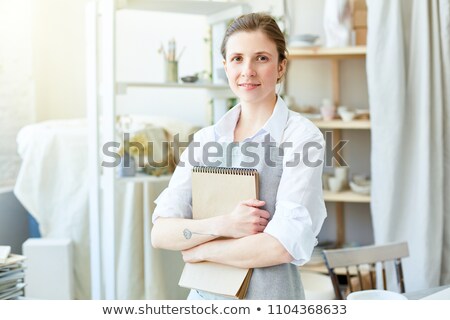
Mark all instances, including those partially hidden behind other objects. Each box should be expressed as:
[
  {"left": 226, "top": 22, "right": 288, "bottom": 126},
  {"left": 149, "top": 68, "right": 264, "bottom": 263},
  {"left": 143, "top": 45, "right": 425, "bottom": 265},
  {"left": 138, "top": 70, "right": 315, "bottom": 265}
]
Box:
[
  {"left": 152, "top": 129, "right": 205, "bottom": 223},
  {"left": 264, "top": 132, "right": 327, "bottom": 266}
]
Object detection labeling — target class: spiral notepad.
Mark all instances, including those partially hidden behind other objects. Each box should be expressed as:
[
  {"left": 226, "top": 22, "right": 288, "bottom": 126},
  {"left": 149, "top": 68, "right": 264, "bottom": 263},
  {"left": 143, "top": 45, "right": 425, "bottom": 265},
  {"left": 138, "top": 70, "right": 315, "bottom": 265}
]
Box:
[
  {"left": 178, "top": 166, "right": 259, "bottom": 299},
  {"left": 191, "top": 166, "right": 259, "bottom": 220}
]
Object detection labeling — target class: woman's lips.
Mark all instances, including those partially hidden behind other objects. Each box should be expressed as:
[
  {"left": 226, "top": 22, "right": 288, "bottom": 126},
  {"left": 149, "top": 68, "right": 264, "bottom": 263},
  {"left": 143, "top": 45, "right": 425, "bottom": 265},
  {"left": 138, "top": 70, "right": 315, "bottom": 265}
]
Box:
[{"left": 238, "top": 83, "right": 261, "bottom": 90}]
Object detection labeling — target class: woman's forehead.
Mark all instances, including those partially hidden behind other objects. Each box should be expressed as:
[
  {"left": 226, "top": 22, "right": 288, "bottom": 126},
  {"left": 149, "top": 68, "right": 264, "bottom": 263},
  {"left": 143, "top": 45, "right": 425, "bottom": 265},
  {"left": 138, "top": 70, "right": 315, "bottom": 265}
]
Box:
[{"left": 226, "top": 30, "right": 277, "bottom": 55}]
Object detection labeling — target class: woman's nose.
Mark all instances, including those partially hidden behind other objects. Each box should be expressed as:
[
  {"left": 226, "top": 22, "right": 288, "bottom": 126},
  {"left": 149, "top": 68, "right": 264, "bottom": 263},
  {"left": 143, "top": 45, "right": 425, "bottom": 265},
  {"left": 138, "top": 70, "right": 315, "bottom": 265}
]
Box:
[{"left": 241, "top": 62, "right": 256, "bottom": 77}]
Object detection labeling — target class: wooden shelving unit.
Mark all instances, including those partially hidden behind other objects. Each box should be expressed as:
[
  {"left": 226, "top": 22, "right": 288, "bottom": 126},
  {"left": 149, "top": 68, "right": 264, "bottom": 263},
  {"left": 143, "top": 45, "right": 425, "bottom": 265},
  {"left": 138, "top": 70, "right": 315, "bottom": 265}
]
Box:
[
  {"left": 289, "top": 46, "right": 366, "bottom": 59},
  {"left": 116, "top": 81, "right": 233, "bottom": 99},
  {"left": 117, "top": 81, "right": 230, "bottom": 90},
  {"left": 289, "top": 46, "right": 370, "bottom": 247},
  {"left": 312, "top": 119, "right": 370, "bottom": 130},
  {"left": 323, "top": 190, "right": 370, "bottom": 203},
  {"left": 116, "top": 173, "right": 172, "bottom": 184}
]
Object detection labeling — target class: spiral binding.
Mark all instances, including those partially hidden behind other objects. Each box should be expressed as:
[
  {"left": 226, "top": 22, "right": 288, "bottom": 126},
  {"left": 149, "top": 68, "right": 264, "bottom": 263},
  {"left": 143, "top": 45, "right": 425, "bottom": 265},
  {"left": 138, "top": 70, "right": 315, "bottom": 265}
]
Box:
[{"left": 193, "top": 166, "right": 258, "bottom": 176}]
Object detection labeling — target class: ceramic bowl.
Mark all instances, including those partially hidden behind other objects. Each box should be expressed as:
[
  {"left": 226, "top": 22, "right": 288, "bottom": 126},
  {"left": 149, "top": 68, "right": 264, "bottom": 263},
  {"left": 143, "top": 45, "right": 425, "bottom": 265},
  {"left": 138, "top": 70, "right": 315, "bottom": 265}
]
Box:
[
  {"left": 181, "top": 75, "right": 199, "bottom": 83},
  {"left": 347, "top": 290, "right": 407, "bottom": 300},
  {"left": 353, "top": 174, "right": 370, "bottom": 185},
  {"left": 339, "top": 110, "right": 356, "bottom": 122},
  {"left": 350, "top": 180, "right": 371, "bottom": 195}
]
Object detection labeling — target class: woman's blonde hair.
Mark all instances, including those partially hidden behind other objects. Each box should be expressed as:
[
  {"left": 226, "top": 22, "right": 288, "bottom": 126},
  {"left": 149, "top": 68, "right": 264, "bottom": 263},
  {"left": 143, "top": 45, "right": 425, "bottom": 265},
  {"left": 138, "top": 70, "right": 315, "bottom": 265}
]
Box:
[{"left": 220, "top": 12, "right": 288, "bottom": 64}]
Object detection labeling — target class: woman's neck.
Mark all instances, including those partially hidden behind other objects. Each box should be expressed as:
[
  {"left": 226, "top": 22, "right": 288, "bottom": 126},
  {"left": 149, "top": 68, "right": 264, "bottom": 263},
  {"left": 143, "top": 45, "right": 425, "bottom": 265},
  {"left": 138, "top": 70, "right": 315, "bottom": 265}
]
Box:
[{"left": 234, "top": 94, "right": 277, "bottom": 141}]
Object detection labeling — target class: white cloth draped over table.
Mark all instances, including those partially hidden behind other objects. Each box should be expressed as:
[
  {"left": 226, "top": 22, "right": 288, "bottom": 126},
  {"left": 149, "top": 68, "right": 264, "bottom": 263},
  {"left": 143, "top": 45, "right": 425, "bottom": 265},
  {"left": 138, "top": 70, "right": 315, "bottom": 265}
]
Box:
[
  {"left": 366, "top": 0, "right": 450, "bottom": 291},
  {"left": 14, "top": 118, "right": 194, "bottom": 299}
]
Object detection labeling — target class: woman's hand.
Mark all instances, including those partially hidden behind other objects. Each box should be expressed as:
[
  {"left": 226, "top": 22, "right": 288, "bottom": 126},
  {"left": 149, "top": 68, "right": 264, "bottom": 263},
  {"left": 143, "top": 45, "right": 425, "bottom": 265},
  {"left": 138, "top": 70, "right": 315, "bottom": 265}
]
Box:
[{"left": 219, "top": 199, "right": 270, "bottom": 238}]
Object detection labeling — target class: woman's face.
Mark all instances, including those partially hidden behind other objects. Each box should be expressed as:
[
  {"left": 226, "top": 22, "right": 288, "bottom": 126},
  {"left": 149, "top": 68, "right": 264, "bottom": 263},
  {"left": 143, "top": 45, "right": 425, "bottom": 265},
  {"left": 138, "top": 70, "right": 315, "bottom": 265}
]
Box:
[{"left": 223, "top": 30, "right": 286, "bottom": 106}]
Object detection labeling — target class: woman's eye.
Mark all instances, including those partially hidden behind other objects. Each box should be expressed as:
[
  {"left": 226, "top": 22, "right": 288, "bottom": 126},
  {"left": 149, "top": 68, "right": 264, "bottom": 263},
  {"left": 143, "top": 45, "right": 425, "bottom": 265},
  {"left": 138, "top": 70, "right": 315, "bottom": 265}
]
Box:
[
  {"left": 257, "top": 55, "right": 268, "bottom": 61},
  {"left": 231, "top": 56, "right": 242, "bottom": 62}
]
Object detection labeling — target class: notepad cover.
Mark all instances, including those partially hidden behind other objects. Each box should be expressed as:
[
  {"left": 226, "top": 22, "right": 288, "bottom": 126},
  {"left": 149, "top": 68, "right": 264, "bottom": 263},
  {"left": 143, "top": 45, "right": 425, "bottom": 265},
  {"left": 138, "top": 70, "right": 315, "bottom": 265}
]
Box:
[{"left": 178, "top": 166, "right": 259, "bottom": 299}]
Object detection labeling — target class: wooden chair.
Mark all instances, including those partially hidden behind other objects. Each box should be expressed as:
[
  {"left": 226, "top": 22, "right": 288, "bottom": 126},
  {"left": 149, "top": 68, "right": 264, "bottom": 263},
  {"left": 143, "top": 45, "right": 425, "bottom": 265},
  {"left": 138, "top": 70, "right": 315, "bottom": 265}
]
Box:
[{"left": 322, "top": 242, "right": 409, "bottom": 299}]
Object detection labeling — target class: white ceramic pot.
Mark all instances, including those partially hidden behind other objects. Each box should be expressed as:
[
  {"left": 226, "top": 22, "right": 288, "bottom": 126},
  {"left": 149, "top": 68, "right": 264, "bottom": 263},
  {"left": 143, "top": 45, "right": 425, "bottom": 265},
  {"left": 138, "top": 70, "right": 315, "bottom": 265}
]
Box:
[
  {"left": 328, "top": 177, "right": 342, "bottom": 193},
  {"left": 320, "top": 106, "right": 335, "bottom": 121},
  {"left": 339, "top": 110, "right": 356, "bottom": 122}
]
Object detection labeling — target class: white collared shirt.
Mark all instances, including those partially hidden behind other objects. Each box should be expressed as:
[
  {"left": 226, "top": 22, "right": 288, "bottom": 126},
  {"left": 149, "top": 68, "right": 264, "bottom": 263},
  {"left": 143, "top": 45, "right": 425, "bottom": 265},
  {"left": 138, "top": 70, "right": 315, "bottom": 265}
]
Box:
[{"left": 153, "top": 96, "right": 327, "bottom": 266}]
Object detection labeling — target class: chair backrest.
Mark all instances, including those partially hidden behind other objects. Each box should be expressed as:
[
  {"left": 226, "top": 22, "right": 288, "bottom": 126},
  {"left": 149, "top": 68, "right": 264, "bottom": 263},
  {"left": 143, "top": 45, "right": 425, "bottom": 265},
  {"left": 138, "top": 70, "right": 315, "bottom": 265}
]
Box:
[{"left": 322, "top": 242, "right": 409, "bottom": 299}]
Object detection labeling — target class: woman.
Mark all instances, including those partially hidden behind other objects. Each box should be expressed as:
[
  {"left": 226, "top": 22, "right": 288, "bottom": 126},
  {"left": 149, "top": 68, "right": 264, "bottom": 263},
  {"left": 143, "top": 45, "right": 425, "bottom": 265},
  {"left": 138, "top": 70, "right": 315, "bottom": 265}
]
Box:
[{"left": 151, "top": 13, "right": 326, "bottom": 300}]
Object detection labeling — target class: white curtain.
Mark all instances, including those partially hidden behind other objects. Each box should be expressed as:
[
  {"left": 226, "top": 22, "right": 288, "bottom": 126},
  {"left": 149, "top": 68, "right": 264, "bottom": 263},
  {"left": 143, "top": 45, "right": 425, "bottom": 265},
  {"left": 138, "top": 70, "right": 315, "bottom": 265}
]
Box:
[
  {"left": 366, "top": 0, "right": 450, "bottom": 291},
  {"left": 14, "top": 120, "right": 189, "bottom": 299}
]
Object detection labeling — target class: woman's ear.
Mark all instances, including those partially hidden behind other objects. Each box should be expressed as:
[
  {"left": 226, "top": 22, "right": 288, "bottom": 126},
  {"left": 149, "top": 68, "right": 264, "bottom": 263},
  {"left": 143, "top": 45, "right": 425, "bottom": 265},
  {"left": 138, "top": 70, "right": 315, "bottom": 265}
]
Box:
[
  {"left": 222, "top": 59, "right": 227, "bottom": 73},
  {"left": 278, "top": 58, "right": 287, "bottom": 79}
]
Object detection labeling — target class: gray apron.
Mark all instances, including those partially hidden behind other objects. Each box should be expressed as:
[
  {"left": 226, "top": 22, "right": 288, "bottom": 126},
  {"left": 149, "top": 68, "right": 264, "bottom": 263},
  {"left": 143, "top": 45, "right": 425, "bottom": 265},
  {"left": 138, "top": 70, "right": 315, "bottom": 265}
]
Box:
[{"left": 188, "top": 138, "right": 305, "bottom": 300}]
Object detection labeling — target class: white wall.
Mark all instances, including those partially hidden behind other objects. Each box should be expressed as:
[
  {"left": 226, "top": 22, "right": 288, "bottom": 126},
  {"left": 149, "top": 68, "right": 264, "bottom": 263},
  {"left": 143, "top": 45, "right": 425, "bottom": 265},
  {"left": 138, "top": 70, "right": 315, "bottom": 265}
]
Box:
[
  {"left": 32, "top": 0, "right": 90, "bottom": 121},
  {"left": 115, "top": 10, "right": 211, "bottom": 126},
  {"left": 0, "top": 0, "right": 34, "bottom": 188}
]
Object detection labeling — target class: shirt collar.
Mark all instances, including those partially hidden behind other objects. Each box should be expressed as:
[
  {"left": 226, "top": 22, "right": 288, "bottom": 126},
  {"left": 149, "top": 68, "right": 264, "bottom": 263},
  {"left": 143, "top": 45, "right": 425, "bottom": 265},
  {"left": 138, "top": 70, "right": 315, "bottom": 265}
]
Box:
[
  {"left": 214, "top": 95, "right": 289, "bottom": 144},
  {"left": 214, "top": 103, "right": 241, "bottom": 141}
]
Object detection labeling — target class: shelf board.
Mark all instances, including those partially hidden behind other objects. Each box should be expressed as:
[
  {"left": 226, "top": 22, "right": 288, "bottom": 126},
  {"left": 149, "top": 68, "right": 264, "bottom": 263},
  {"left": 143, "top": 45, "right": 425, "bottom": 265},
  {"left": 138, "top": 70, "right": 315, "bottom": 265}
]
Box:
[
  {"left": 117, "top": 173, "right": 172, "bottom": 183},
  {"left": 117, "top": 81, "right": 230, "bottom": 90},
  {"left": 119, "top": 0, "right": 243, "bottom": 16},
  {"left": 324, "top": 190, "right": 370, "bottom": 203},
  {"left": 289, "top": 46, "right": 366, "bottom": 59},
  {"left": 313, "top": 119, "right": 371, "bottom": 129}
]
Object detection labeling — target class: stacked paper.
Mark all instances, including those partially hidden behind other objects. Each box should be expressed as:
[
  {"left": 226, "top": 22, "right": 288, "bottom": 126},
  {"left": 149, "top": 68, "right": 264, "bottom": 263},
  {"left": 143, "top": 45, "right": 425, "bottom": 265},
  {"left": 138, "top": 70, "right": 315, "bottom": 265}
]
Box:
[{"left": 0, "top": 254, "right": 26, "bottom": 300}]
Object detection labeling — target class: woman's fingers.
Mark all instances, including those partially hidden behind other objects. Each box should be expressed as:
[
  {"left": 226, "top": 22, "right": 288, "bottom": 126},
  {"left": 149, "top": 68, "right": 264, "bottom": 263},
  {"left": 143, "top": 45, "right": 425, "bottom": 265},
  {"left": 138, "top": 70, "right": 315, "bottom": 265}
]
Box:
[
  {"left": 258, "top": 217, "right": 269, "bottom": 226},
  {"left": 241, "top": 199, "right": 265, "bottom": 207},
  {"left": 257, "top": 210, "right": 270, "bottom": 220},
  {"left": 256, "top": 224, "right": 267, "bottom": 232},
  {"left": 227, "top": 200, "right": 271, "bottom": 237}
]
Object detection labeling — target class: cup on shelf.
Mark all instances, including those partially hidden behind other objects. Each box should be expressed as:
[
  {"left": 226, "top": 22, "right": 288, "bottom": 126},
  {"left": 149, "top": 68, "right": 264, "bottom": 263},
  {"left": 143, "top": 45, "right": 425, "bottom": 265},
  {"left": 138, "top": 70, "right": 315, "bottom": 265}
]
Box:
[
  {"left": 334, "top": 167, "right": 349, "bottom": 189},
  {"left": 328, "top": 177, "right": 342, "bottom": 193},
  {"left": 320, "top": 106, "right": 335, "bottom": 121},
  {"left": 320, "top": 98, "right": 335, "bottom": 120},
  {"left": 165, "top": 60, "right": 178, "bottom": 83}
]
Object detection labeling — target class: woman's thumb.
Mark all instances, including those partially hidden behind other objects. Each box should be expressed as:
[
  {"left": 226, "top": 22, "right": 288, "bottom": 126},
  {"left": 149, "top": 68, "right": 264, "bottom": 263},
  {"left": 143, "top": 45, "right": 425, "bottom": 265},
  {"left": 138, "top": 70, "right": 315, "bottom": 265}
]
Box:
[{"left": 242, "top": 199, "right": 265, "bottom": 207}]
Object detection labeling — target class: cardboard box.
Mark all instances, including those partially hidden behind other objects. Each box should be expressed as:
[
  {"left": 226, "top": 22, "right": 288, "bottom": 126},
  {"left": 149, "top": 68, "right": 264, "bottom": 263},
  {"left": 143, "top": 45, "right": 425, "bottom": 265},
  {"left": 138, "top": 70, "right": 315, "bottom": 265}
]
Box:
[
  {"left": 353, "top": 10, "right": 367, "bottom": 28},
  {"left": 355, "top": 28, "right": 367, "bottom": 45}
]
